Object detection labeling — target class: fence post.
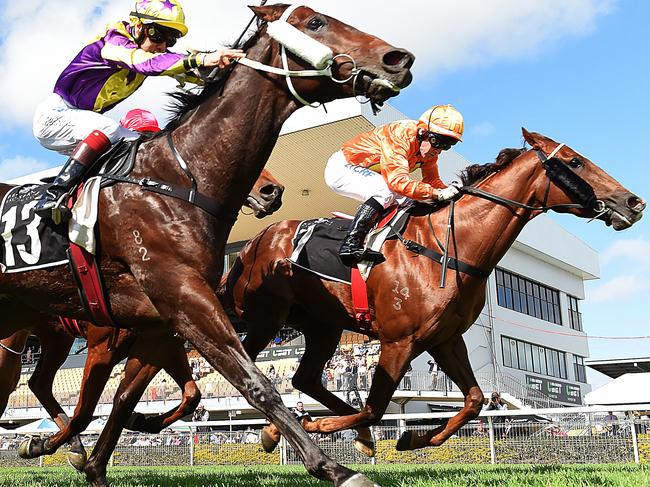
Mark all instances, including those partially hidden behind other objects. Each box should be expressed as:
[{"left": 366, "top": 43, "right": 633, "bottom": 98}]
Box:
[
  {"left": 189, "top": 426, "right": 195, "bottom": 466},
  {"left": 487, "top": 417, "right": 496, "bottom": 465},
  {"left": 627, "top": 412, "right": 640, "bottom": 464},
  {"left": 279, "top": 435, "right": 287, "bottom": 466}
]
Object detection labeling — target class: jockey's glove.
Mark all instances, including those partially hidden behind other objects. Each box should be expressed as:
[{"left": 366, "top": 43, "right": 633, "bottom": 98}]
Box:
[{"left": 437, "top": 185, "right": 461, "bottom": 201}]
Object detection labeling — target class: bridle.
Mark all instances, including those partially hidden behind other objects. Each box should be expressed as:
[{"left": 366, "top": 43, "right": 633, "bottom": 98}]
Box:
[
  {"left": 461, "top": 143, "right": 607, "bottom": 217},
  {"left": 235, "top": 4, "right": 401, "bottom": 108}
]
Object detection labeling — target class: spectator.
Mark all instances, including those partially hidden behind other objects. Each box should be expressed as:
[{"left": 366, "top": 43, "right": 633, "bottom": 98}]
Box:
[
  {"left": 403, "top": 364, "right": 412, "bottom": 390},
  {"left": 604, "top": 411, "right": 619, "bottom": 436},
  {"left": 473, "top": 420, "right": 487, "bottom": 437},
  {"left": 292, "top": 401, "right": 313, "bottom": 423},
  {"left": 427, "top": 359, "right": 439, "bottom": 389},
  {"left": 485, "top": 391, "right": 508, "bottom": 438},
  {"left": 192, "top": 404, "right": 210, "bottom": 433}
]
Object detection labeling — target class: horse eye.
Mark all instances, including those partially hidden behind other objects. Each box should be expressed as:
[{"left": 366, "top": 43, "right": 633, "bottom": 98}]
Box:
[
  {"left": 568, "top": 157, "right": 583, "bottom": 169},
  {"left": 307, "top": 16, "right": 325, "bottom": 31}
]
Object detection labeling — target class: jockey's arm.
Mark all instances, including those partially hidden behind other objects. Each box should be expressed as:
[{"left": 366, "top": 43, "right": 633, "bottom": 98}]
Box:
[{"left": 379, "top": 130, "right": 438, "bottom": 201}]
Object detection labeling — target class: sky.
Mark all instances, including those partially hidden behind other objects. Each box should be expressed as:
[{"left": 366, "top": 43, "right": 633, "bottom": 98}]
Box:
[{"left": 0, "top": 1, "right": 647, "bottom": 377}]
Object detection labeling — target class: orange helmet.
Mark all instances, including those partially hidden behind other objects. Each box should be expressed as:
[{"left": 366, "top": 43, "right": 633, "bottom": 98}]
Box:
[{"left": 417, "top": 104, "right": 464, "bottom": 141}]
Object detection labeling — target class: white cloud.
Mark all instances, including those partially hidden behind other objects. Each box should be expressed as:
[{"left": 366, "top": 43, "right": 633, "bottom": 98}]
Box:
[
  {"left": 0, "top": 155, "right": 50, "bottom": 181},
  {"left": 0, "top": 0, "right": 616, "bottom": 128},
  {"left": 587, "top": 274, "right": 650, "bottom": 304},
  {"left": 600, "top": 237, "right": 650, "bottom": 267},
  {"left": 469, "top": 122, "right": 496, "bottom": 138}
]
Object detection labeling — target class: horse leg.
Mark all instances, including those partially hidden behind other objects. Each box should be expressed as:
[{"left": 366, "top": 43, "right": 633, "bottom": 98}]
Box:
[
  {"left": 294, "top": 328, "right": 376, "bottom": 456},
  {"left": 126, "top": 334, "right": 201, "bottom": 433},
  {"left": 301, "top": 339, "right": 413, "bottom": 440},
  {"left": 0, "top": 331, "right": 28, "bottom": 414},
  {"left": 20, "top": 325, "right": 85, "bottom": 467},
  {"left": 21, "top": 328, "right": 131, "bottom": 472},
  {"left": 396, "top": 335, "right": 484, "bottom": 450},
  {"left": 147, "top": 269, "right": 375, "bottom": 487},
  {"left": 83, "top": 350, "right": 163, "bottom": 487}
]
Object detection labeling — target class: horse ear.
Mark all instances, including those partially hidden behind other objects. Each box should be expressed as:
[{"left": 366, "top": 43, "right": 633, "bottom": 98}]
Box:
[
  {"left": 249, "top": 5, "right": 285, "bottom": 23},
  {"left": 521, "top": 127, "right": 556, "bottom": 152}
]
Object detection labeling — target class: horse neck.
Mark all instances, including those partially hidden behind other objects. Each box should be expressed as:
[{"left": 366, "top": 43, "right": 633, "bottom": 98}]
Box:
[
  {"left": 170, "top": 37, "right": 298, "bottom": 208},
  {"left": 411, "top": 151, "right": 548, "bottom": 274}
]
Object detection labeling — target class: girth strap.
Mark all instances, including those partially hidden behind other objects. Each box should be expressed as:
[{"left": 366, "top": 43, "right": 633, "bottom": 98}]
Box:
[
  {"left": 399, "top": 238, "right": 490, "bottom": 279},
  {"left": 102, "top": 174, "right": 238, "bottom": 223}
]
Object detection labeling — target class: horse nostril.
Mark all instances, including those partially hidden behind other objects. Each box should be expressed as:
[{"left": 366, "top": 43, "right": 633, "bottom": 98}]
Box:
[
  {"left": 382, "top": 49, "right": 415, "bottom": 69},
  {"left": 260, "top": 184, "right": 277, "bottom": 196},
  {"left": 627, "top": 196, "right": 646, "bottom": 212}
]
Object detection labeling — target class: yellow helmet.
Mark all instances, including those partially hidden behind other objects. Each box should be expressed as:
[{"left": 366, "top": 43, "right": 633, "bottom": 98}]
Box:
[
  {"left": 130, "top": 0, "right": 188, "bottom": 37},
  {"left": 417, "top": 104, "right": 464, "bottom": 141}
]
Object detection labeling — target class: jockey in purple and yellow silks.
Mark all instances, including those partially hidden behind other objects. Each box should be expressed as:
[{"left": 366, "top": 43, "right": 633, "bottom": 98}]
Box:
[
  {"left": 32, "top": 0, "right": 245, "bottom": 221},
  {"left": 324, "top": 104, "right": 465, "bottom": 265}
]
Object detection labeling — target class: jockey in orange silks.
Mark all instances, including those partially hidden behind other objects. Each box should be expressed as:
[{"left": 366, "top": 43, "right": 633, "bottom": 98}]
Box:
[
  {"left": 32, "top": 0, "right": 245, "bottom": 221},
  {"left": 324, "top": 104, "right": 465, "bottom": 265}
]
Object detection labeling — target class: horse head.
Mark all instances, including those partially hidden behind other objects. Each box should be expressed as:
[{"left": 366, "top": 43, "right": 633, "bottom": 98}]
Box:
[
  {"left": 246, "top": 168, "right": 284, "bottom": 218},
  {"left": 250, "top": 4, "right": 414, "bottom": 106},
  {"left": 522, "top": 128, "right": 645, "bottom": 230}
]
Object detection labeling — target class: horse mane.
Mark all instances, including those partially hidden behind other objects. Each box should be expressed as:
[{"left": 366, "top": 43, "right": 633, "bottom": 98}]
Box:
[
  {"left": 160, "top": 24, "right": 264, "bottom": 134},
  {"left": 459, "top": 148, "right": 526, "bottom": 186}
]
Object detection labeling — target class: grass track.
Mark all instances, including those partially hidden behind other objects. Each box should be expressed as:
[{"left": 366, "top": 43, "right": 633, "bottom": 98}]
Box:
[{"left": 0, "top": 464, "right": 648, "bottom": 487}]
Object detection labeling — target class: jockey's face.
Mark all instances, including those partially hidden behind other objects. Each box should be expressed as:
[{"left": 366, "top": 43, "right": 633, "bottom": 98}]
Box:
[
  {"left": 134, "top": 25, "right": 168, "bottom": 53},
  {"left": 419, "top": 139, "right": 441, "bottom": 158}
]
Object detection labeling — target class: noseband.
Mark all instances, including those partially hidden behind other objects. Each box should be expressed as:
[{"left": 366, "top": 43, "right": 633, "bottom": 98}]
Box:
[{"left": 236, "top": 4, "right": 400, "bottom": 108}]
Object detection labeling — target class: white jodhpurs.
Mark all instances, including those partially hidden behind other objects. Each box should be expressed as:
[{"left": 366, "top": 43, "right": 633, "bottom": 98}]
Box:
[
  {"left": 33, "top": 93, "right": 139, "bottom": 155},
  {"left": 324, "top": 150, "right": 409, "bottom": 208}
]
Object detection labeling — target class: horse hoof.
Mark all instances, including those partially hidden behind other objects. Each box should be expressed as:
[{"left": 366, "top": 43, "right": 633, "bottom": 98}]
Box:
[
  {"left": 353, "top": 436, "right": 376, "bottom": 457},
  {"left": 340, "top": 473, "right": 381, "bottom": 487},
  {"left": 260, "top": 428, "right": 280, "bottom": 453},
  {"left": 395, "top": 431, "right": 414, "bottom": 451},
  {"left": 67, "top": 449, "right": 88, "bottom": 472},
  {"left": 18, "top": 436, "right": 34, "bottom": 458}
]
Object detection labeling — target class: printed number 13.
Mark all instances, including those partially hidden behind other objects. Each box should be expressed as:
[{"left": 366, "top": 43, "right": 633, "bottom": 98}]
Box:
[{"left": 1, "top": 203, "right": 42, "bottom": 266}]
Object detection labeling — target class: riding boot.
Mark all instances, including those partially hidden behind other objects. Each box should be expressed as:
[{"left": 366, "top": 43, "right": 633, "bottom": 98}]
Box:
[
  {"left": 34, "top": 130, "right": 111, "bottom": 222},
  {"left": 339, "top": 198, "right": 385, "bottom": 265}
]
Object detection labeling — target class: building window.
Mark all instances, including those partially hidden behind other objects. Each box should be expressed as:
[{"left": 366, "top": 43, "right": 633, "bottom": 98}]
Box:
[
  {"left": 223, "top": 241, "right": 246, "bottom": 274},
  {"left": 501, "top": 335, "right": 567, "bottom": 379},
  {"left": 496, "top": 268, "right": 562, "bottom": 325},
  {"left": 573, "top": 355, "right": 587, "bottom": 383},
  {"left": 568, "top": 295, "right": 583, "bottom": 331}
]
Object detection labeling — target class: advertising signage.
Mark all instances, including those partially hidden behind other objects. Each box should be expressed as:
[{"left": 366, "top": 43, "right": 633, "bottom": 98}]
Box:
[{"left": 526, "top": 375, "right": 582, "bottom": 405}]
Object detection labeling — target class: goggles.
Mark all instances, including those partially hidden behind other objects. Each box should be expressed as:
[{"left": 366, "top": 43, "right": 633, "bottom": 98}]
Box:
[
  {"left": 144, "top": 24, "right": 180, "bottom": 47},
  {"left": 427, "top": 132, "right": 458, "bottom": 151}
]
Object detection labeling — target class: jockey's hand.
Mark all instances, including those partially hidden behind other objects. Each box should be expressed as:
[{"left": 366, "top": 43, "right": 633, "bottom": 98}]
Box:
[
  {"left": 204, "top": 49, "right": 246, "bottom": 69},
  {"left": 437, "top": 185, "right": 460, "bottom": 202}
]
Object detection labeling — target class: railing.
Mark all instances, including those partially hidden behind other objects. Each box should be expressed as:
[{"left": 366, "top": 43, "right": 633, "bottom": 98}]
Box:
[{"left": 0, "top": 405, "right": 647, "bottom": 468}]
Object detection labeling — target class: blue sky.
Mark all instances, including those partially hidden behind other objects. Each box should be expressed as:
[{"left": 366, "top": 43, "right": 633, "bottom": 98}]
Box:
[{"left": 0, "top": 1, "right": 647, "bottom": 369}]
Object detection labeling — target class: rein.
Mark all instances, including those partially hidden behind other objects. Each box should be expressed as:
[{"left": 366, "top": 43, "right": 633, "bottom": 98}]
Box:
[
  {"left": 394, "top": 143, "right": 606, "bottom": 286},
  {"left": 0, "top": 339, "right": 26, "bottom": 356}
]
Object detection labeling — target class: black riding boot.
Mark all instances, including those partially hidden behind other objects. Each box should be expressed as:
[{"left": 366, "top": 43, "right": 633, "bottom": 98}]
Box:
[
  {"left": 34, "top": 130, "right": 111, "bottom": 222},
  {"left": 339, "top": 198, "right": 385, "bottom": 265}
]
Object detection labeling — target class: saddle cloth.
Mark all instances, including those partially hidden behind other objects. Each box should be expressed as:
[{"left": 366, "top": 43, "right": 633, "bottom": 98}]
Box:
[
  {"left": 0, "top": 138, "right": 139, "bottom": 274},
  {"left": 289, "top": 207, "right": 409, "bottom": 283},
  {"left": 0, "top": 184, "right": 69, "bottom": 273}
]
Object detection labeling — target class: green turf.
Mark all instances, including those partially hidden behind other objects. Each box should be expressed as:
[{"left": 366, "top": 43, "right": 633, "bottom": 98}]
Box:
[{"left": 0, "top": 464, "right": 647, "bottom": 487}]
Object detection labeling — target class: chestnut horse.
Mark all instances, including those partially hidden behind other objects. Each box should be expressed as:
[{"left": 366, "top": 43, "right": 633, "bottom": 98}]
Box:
[
  {"left": 0, "top": 5, "right": 413, "bottom": 487},
  {"left": 223, "top": 129, "right": 645, "bottom": 456},
  {"left": 1, "top": 168, "right": 284, "bottom": 470}
]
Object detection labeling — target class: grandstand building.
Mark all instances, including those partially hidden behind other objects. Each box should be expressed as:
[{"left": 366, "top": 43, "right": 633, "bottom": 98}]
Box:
[{"left": 2, "top": 99, "right": 597, "bottom": 427}]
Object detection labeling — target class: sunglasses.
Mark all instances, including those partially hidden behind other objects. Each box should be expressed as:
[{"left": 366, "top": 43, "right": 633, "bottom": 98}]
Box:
[
  {"left": 145, "top": 24, "right": 180, "bottom": 47},
  {"left": 427, "top": 133, "right": 458, "bottom": 151}
]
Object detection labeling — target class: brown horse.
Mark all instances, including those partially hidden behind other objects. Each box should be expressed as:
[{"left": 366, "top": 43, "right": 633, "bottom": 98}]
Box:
[
  {"left": 1, "top": 169, "right": 284, "bottom": 469},
  {"left": 0, "top": 5, "right": 413, "bottom": 487},
  {"left": 223, "top": 129, "right": 645, "bottom": 456}
]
